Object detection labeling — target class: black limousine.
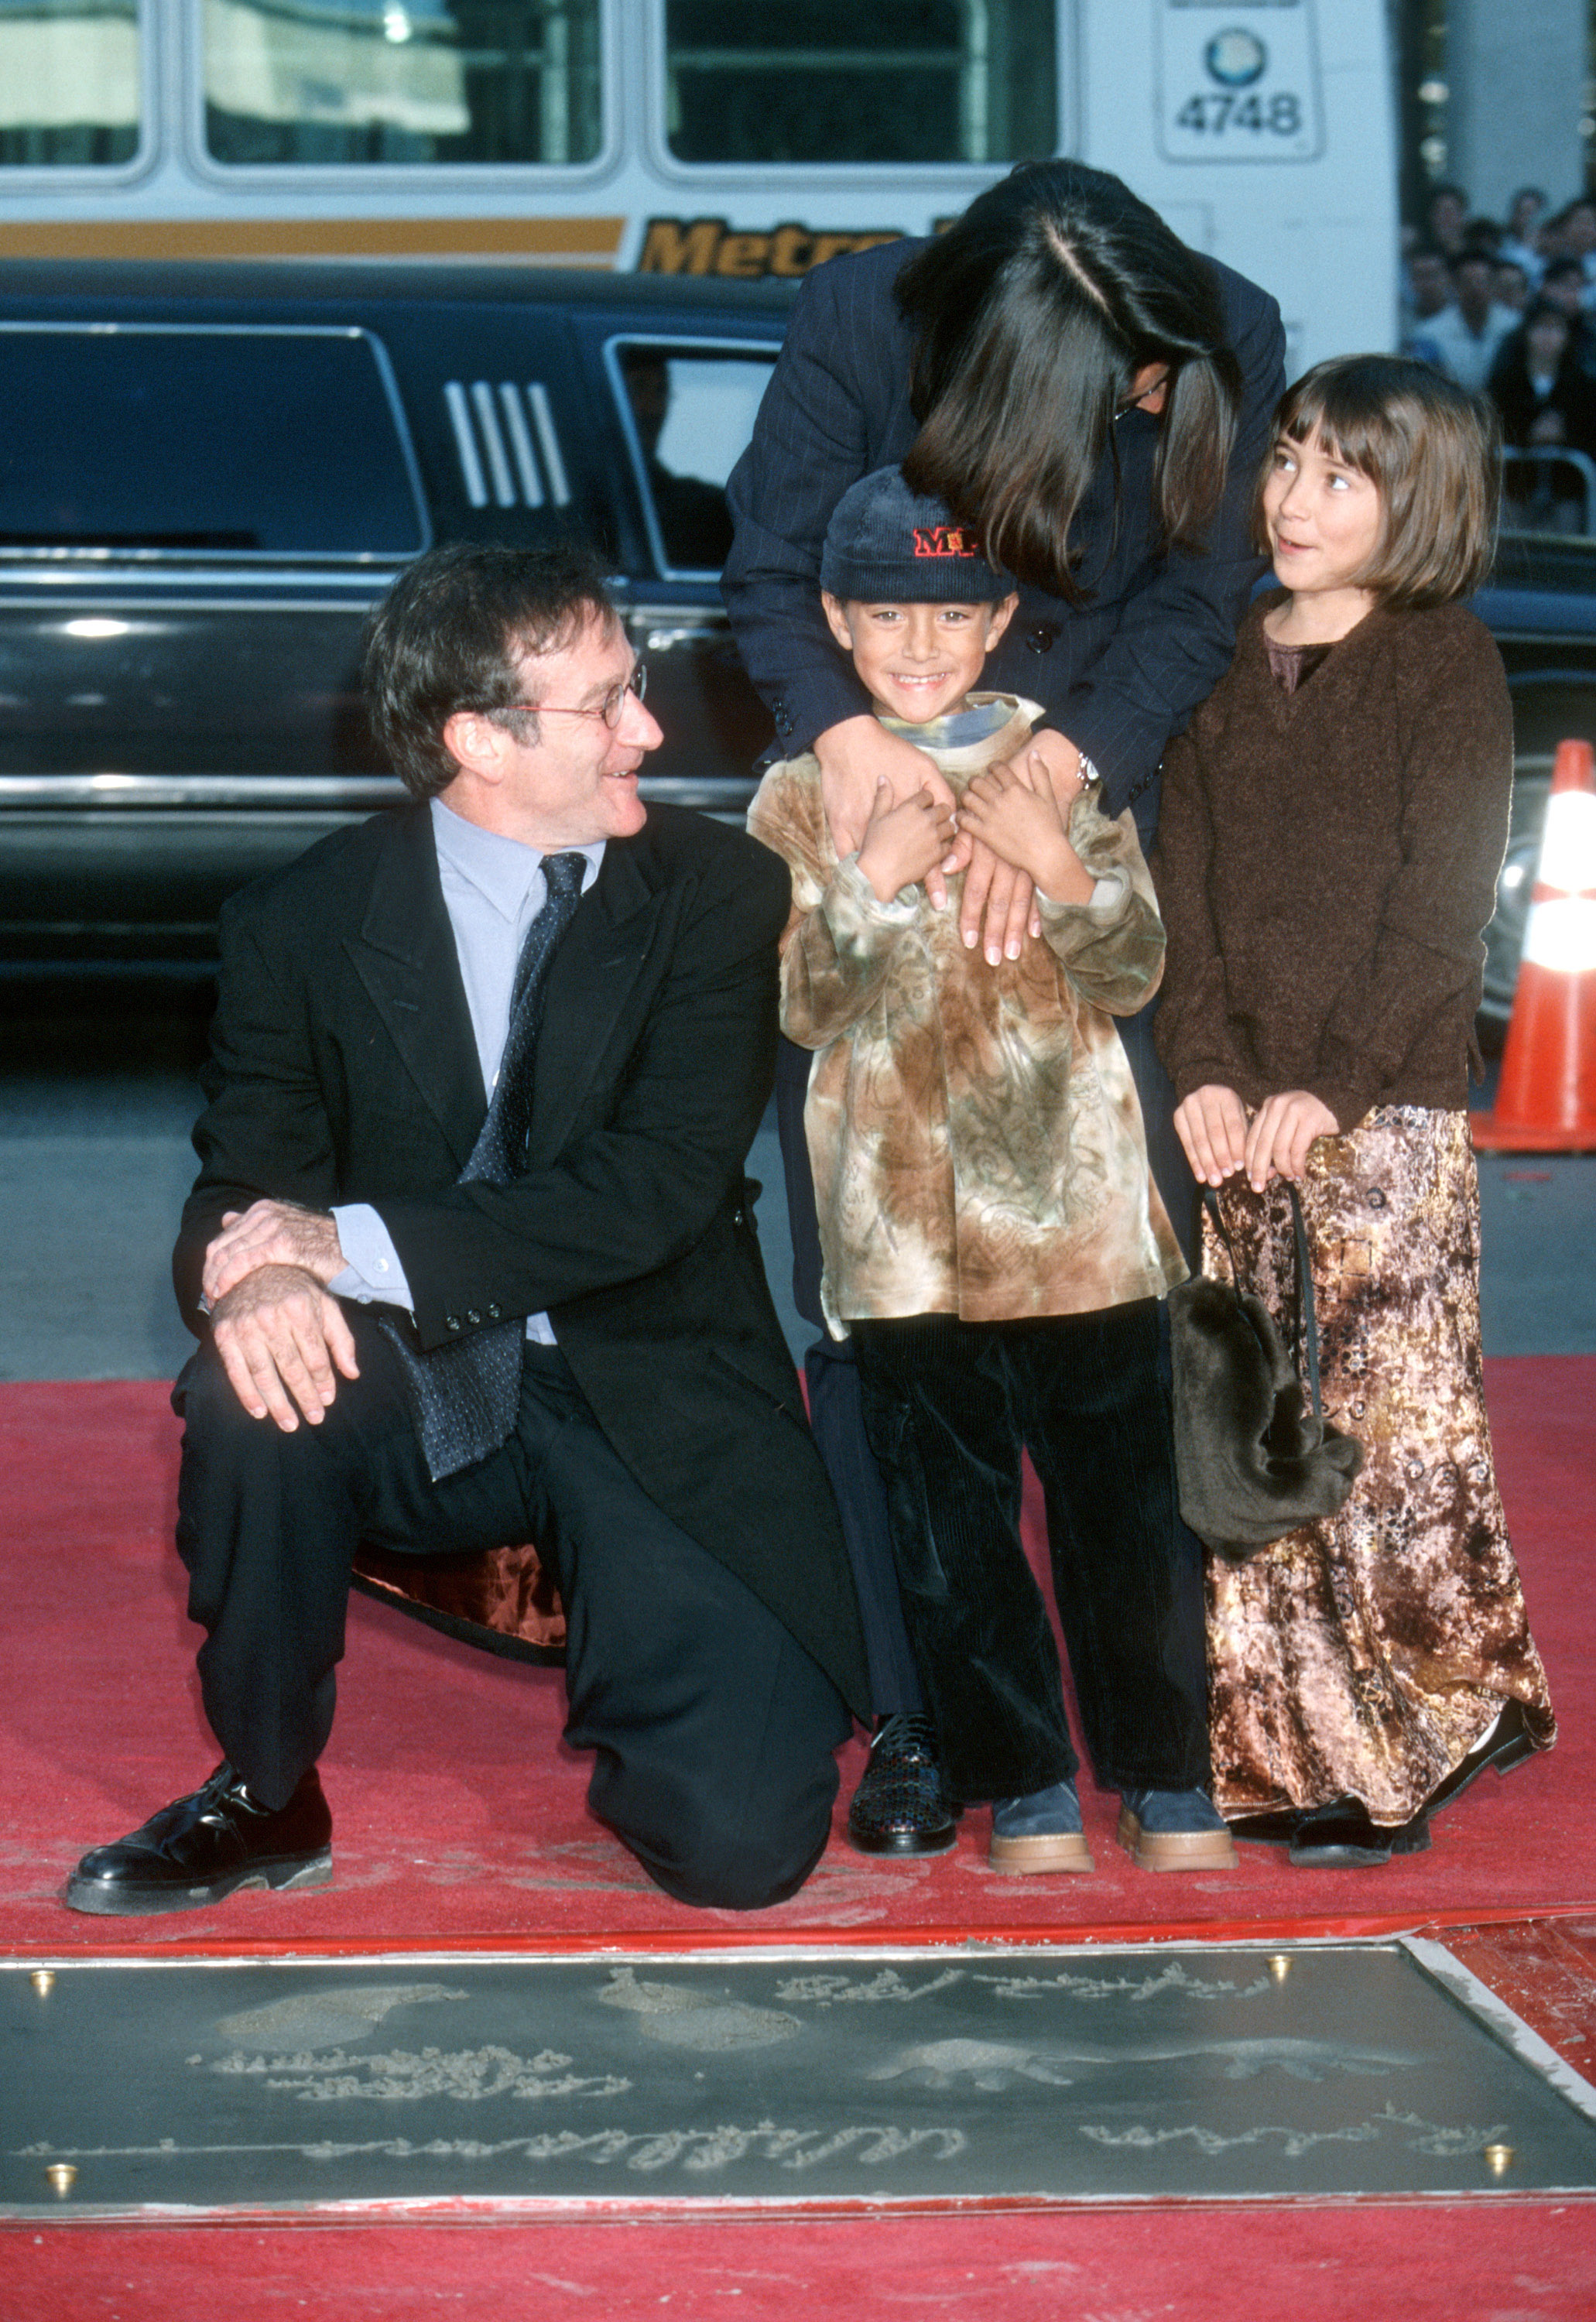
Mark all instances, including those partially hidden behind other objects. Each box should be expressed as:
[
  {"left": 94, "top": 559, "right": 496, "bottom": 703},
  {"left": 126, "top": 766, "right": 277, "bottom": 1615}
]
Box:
[
  {"left": 0, "top": 259, "right": 790, "bottom": 961},
  {"left": 0, "top": 257, "right": 1586, "bottom": 1028}
]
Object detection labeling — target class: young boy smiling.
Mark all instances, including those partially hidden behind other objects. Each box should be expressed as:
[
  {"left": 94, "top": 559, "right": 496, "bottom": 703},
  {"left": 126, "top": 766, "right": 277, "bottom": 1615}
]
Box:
[{"left": 748, "top": 466, "right": 1233, "bottom": 1875}]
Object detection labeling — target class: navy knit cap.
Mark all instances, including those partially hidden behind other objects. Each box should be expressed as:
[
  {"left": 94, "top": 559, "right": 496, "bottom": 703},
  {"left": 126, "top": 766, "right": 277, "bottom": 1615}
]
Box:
[{"left": 820, "top": 466, "right": 1009, "bottom": 604}]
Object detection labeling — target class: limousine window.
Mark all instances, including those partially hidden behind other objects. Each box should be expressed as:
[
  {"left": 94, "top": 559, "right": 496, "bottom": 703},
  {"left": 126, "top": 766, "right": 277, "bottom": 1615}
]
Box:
[
  {"left": 663, "top": 0, "right": 1057, "bottom": 165},
  {"left": 204, "top": 0, "right": 601, "bottom": 166},
  {"left": 611, "top": 339, "right": 778, "bottom": 576},
  {"left": 0, "top": 0, "right": 141, "bottom": 168},
  {"left": 0, "top": 323, "right": 428, "bottom": 559}
]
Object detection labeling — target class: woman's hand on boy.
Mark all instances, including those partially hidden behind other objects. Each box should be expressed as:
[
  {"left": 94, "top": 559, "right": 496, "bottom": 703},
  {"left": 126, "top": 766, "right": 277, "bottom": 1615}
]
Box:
[
  {"left": 815, "top": 718, "right": 961, "bottom": 906},
  {"left": 958, "top": 731, "right": 1090, "bottom": 960},
  {"left": 1243, "top": 1091, "right": 1340, "bottom": 1191},
  {"left": 959, "top": 752, "right": 1094, "bottom": 920},
  {"left": 856, "top": 778, "right": 959, "bottom": 905},
  {"left": 1173, "top": 1085, "right": 1251, "bottom": 1186}
]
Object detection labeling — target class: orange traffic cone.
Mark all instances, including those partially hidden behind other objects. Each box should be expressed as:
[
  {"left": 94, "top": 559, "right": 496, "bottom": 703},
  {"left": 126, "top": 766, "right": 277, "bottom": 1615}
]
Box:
[{"left": 1473, "top": 737, "right": 1596, "bottom": 1151}]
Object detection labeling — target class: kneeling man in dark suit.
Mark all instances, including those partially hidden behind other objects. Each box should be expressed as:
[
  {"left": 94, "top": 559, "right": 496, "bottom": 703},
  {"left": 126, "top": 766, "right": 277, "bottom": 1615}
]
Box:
[{"left": 67, "top": 542, "right": 868, "bottom": 1917}]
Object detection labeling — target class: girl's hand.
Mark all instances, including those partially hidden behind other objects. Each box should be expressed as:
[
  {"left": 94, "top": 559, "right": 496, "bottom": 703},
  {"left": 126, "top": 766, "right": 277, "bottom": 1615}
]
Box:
[
  {"left": 1244, "top": 1091, "right": 1340, "bottom": 1190},
  {"left": 958, "top": 751, "right": 1093, "bottom": 908},
  {"left": 1173, "top": 1085, "right": 1250, "bottom": 1186},
  {"left": 855, "top": 778, "right": 958, "bottom": 905}
]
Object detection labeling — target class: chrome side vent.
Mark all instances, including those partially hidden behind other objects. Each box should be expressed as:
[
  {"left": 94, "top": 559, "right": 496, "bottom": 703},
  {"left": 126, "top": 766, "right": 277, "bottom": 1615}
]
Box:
[{"left": 444, "top": 382, "right": 573, "bottom": 512}]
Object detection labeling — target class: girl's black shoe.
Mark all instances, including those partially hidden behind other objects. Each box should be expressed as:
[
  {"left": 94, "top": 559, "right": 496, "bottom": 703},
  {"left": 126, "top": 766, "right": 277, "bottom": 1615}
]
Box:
[{"left": 1288, "top": 1796, "right": 1431, "bottom": 1868}]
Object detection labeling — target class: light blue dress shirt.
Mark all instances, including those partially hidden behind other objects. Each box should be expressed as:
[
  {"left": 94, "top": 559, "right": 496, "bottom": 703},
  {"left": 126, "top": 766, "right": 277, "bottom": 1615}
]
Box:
[{"left": 329, "top": 796, "right": 604, "bottom": 1344}]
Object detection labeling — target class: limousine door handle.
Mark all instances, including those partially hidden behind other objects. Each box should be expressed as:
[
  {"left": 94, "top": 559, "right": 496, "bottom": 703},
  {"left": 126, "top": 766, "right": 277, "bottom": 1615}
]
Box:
[{"left": 637, "top": 623, "right": 724, "bottom": 653}]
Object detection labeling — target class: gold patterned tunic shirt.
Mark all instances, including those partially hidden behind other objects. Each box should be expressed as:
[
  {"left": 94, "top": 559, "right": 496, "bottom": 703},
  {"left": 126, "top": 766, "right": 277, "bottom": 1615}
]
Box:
[{"left": 748, "top": 696, "right": 1187, "bottom": 1337}]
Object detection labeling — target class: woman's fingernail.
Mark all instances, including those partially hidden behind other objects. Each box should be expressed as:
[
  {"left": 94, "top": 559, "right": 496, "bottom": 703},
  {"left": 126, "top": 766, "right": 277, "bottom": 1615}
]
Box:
[
  {"left": 1005, "top": 940, "right": 1021, "bottom": 959},
  {"left": 985, "top": 944, "right": 1002, "bottom": 965},
  {"left": 964, "top": 929, "right": 978, "bottom": 947}
]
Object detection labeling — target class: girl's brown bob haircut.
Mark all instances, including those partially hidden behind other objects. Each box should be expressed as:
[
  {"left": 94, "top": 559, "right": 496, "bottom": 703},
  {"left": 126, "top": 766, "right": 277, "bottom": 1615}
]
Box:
[{"left": 1255, "top": 354, "right": 1501, "bottom": 607}]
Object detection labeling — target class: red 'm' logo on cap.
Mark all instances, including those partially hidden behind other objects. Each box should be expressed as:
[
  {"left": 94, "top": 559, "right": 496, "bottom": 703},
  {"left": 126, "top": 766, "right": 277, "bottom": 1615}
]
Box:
[{"left": 913, "top": 525, "right": 982, "bottom": 558}]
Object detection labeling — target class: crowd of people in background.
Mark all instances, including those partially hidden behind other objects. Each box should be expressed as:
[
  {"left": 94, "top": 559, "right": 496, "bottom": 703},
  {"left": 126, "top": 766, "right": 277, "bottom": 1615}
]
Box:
[{"left": 1402, "top": 179, "right": 1596, "bottom": 529}]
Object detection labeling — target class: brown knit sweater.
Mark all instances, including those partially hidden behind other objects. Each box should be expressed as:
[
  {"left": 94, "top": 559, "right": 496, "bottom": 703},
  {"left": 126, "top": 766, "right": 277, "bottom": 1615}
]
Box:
[{"left": 1150, "top": 594, "right": 1512, "bottom": 1133}]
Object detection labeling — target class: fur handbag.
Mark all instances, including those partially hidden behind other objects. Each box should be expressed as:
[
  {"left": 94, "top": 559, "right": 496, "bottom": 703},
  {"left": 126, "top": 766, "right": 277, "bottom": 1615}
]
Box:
[{"left": 1168, "top": 1184, "right": 1363, "bottom": 1562}]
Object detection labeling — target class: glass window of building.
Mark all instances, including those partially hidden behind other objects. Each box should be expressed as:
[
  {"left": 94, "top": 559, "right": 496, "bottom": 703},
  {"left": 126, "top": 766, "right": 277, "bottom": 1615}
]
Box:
[
  {"left": 204, "top": 0, "right": 601, "bottom": 166},
  {"left": 663, "top": 0, "right": 1057, "bottom": 166},
  {"left": 0, "top": 2, "right": 141, "bottom": 167}
]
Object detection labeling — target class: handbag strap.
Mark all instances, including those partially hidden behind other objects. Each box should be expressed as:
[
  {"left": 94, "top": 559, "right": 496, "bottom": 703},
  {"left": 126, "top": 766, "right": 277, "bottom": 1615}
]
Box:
[{"left": 1200, "top": 1182, "right": 1326, "bottom": 1420}]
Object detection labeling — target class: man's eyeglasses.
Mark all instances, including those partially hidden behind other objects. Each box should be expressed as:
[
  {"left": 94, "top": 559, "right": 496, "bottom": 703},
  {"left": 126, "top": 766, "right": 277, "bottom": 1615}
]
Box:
[{"left": 502, "top": 662, "right": 648, "bottom": 730}]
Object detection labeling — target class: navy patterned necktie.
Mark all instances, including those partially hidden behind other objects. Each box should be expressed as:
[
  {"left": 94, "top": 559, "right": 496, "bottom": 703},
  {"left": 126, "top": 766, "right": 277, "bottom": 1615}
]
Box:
[{"left": 382, "top": 851, "right": 589, "bottom": 1481}]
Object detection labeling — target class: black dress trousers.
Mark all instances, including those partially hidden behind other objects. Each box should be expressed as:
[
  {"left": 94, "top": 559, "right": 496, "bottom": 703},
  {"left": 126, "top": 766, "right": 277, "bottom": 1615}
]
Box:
[
  {"left": 774, "top": 1033, "right": 926, "bottom": 1717},
  {"left": 173, "top": 1310, "right": 851, "bottom": 1911}
]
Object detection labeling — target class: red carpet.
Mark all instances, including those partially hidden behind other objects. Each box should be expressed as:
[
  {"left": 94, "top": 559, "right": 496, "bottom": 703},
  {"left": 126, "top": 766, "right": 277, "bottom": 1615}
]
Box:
[
  {"left": 5, "top": 2205, "right": 1596, "bottom": 2322},
  {"left": 1, "top": 1360, "right": 1591, "bottom": 1954}
]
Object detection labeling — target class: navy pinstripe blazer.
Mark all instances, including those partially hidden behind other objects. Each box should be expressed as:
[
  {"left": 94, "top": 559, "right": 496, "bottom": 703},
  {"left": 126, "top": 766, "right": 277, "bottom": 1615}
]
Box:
[{"left": 722, "top": 237, "right": 1286, "bottom": 827}]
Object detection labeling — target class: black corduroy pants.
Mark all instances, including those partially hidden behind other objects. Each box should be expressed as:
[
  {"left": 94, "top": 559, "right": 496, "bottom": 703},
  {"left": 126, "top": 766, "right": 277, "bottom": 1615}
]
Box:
[{"left": 851, "top": 1301, "right": 1211, "bottom": 1805}]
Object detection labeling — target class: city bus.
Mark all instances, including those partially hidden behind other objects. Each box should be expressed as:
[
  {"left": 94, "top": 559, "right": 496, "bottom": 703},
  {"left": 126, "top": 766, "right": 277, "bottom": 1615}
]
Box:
[{"left": 0, "top": 0, "right": 1399, "bottom": 369}]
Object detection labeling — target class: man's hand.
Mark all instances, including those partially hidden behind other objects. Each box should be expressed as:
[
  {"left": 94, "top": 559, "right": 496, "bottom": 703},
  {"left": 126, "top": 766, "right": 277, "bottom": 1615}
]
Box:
[
  {"left": 210, "top": 1263, "right": 360, "bottom": 1431},
  {"left": 957, "top": 730, "right": 1086, "bottom": 963},
  {"left": 1243, "top": 1091, "right": 1340, "bottom": 1192},
  {"left": 814, "top": 716, "right": 959, "bottom": 905},
  {"left": 856, "top": 778, "right": 959, "bottom": 905},
  {"left": 1173, "top": 1084, "right": 1251, "bottom": 1187},
  {"left": 203, "top": 1199, "right": 346, "bottom": 1307},
  {"left": 958, "top": 750, "right": 1093, "bottom": 909}
]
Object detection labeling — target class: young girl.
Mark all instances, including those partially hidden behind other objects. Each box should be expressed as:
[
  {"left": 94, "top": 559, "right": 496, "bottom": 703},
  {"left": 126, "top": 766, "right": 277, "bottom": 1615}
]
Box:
[{"left": 1152, "top": 354, "right": 1556, "bottom": 1868}]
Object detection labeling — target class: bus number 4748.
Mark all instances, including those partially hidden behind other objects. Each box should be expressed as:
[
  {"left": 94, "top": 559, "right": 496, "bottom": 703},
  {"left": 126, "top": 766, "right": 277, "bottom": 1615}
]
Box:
[{"left": 1175, "top": 92, "right": 1303, "bottom": 135}]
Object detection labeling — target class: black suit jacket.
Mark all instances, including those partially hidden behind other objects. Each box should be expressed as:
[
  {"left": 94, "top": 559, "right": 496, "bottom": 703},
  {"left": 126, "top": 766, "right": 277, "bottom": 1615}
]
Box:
[
  {"left": 174, "top": 800, "right": 869, "bottom": 1714},
  {"left": 722, "top": 237, "right": 1286, "bottom": 825}
]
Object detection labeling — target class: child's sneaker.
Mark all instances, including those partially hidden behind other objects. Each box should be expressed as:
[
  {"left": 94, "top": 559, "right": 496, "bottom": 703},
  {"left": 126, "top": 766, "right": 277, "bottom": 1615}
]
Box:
[
  {"left": 1118, "top": 1788, "right": 1238, "bottom": 1872},
  {"left": 988, "top": 1777, "right": 1094, "bottom": 1874}
]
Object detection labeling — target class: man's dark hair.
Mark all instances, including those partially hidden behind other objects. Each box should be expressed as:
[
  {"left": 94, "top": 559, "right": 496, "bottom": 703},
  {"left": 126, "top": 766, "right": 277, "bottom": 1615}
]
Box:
[
  {"left": 363, "top": 540, "right": 614, "bottom": 801},
  {"left": 895, "top": 159, "right": 1242, "bottom": 604},
  {"left": 1426, "top": 180, "right": 1469, "bottom": 216}
]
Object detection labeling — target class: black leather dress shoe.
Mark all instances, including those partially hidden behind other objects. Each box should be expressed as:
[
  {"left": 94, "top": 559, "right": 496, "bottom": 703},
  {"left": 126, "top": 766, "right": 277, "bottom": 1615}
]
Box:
[
  {"left": 63, "top": 1762, "right": 333, "bottom": 1916},
  {"left": 1423, "top": 1700, "right": 1539, "bottom": 1820},
  {"left": 1288, "top": 1796, "right": 1431, "bottom": 1868},
  {"left": 847, "top": 1714, "right": 959, "bottom": 1856}
]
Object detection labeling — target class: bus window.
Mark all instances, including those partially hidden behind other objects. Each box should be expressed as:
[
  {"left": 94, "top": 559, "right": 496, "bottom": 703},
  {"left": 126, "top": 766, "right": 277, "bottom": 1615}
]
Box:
[
  {"left": 204, "top": 0, "right": 601, "bottom": 166},
  {"left": 0, "top": 0, "right": 141, "bottom": 168},
  {"left": 663, "top": 0, "right": 1056, "bottom": 166},
  {"left": 613, "top": 341, "right": 778, "bottom": 574}
]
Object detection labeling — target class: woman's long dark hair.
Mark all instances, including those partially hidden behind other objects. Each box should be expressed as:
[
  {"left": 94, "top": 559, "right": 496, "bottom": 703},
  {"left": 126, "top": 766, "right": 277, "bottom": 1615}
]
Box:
[{"left": 897, "top": 160, "right": 1242, "bottom": 601}]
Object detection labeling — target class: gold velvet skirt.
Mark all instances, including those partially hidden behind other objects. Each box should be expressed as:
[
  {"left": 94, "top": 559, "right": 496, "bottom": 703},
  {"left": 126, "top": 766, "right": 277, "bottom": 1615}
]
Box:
[{"left": 1202, "top": 1108, "right": 1556, "bottom": 1826}]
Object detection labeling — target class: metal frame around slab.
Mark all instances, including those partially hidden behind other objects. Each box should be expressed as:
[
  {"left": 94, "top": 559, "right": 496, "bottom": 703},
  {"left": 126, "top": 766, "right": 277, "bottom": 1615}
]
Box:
[{"left": 8, "top": 1937, "right": 1596, "bottom": 2222}]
